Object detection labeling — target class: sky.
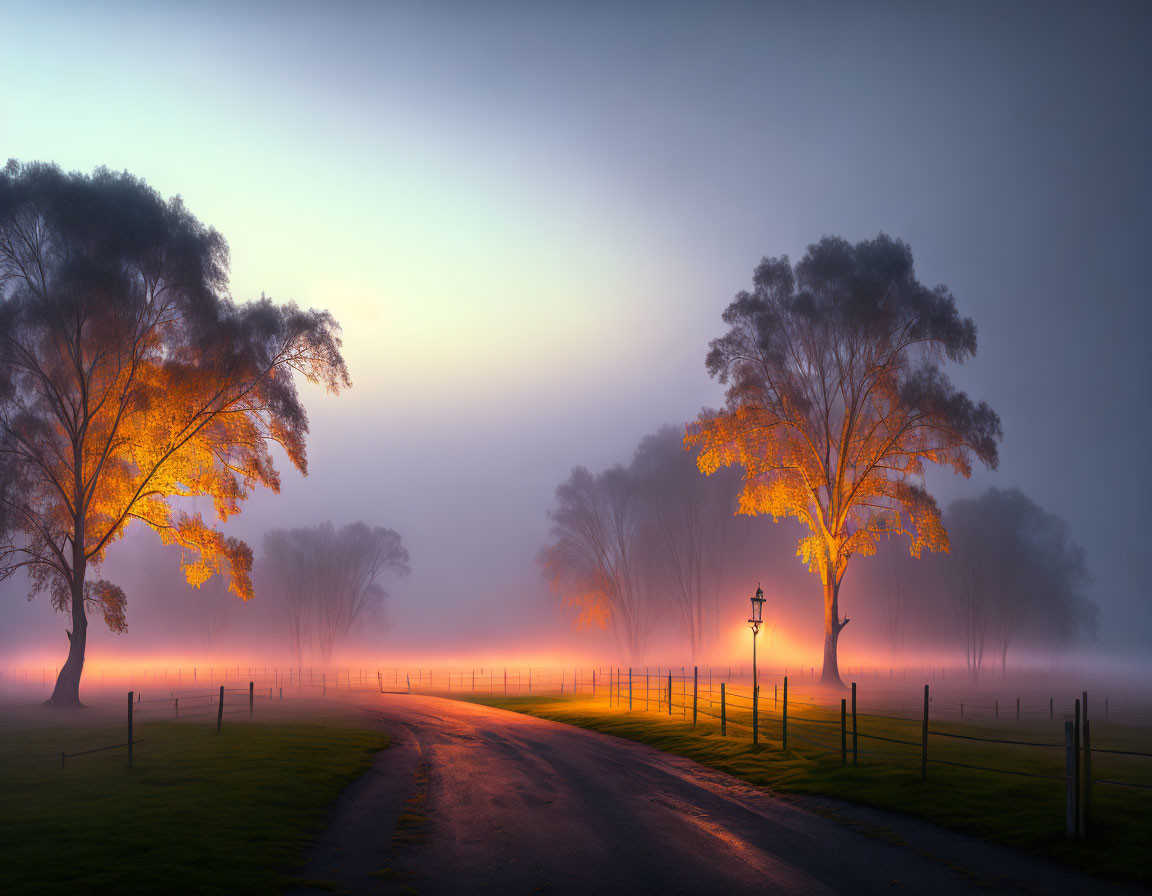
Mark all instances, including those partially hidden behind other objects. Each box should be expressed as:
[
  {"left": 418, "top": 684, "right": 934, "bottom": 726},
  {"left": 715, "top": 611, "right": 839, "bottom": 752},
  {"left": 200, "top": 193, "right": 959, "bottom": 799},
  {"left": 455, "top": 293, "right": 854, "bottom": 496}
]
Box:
[{"left": 2, "top": 0, "right": 1150, "bottom": 667}]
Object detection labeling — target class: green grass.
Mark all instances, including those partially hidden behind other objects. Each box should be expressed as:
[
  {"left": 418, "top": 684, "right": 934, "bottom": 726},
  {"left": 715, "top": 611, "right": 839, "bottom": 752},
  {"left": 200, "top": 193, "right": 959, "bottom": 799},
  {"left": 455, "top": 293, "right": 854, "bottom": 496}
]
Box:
[
  {"left": 459, "top": 693, "right": 1152, "bottom": 885},
  {"left": 0, "top": 711, "right": 388, "bottom": 895}
]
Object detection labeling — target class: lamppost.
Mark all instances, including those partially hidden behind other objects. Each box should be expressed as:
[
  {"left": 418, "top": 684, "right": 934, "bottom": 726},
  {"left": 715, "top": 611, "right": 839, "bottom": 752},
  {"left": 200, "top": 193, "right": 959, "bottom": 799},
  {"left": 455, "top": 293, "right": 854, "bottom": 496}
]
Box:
[{"left": 749, "top": 584, "right": 765, "bottom": 744}]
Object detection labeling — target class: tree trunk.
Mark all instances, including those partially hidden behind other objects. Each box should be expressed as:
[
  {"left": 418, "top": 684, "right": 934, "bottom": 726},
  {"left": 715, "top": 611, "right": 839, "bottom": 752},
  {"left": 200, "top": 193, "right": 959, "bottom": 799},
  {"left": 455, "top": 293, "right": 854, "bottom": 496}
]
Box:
[
  {"left": 820, "top": 573, "right": 847, "bottom": 688},
  {"left": 47, "top": 560, "right": 87, "bottom": 707}
]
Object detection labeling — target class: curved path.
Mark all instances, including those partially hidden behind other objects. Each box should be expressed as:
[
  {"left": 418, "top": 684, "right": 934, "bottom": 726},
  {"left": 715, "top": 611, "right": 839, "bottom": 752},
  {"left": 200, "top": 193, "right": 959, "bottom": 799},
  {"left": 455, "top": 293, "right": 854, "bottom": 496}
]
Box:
[{"left": 294, "top": 694, "right": 1135, "bottom": 896}]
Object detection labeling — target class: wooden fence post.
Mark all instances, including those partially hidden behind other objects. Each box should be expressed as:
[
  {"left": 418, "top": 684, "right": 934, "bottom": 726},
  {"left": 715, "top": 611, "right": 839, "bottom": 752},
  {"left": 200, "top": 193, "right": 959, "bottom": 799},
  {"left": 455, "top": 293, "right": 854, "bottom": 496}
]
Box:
[
  {"left": 629, "top": 668, "right": 633, "bottom": 711},
  {"left": 1082, "top": 717, "right": 1092, "bottom": 837},
  {"left": 840, "top": 698, "right": 847, "bottom": 765},
  {"left": 127, "top": 691, "right": 134, "bottom": 768},
  {"left": 1074, "top": 697, "right": 1082, "bottom": 839},
  {"left": 217, "top": 685, "right": 224, "bottom": 733},
  {"left": 667, "top": 672, "right": 672, "bottom": 716},
  {"left": 692, "top": 667, "right": 698, "bottom": 727},
  {"left": 782, "top": 676, "right": 788, "bottom": 750},
  {"left": 1065, "top": 721, "right": 1076, "bottom": 839},
  {"left": 851, "top": 682, "right": 857, "bottom": 766},
  {"left": 249, "top": 681, "right": 254, "bottom": 715},
  {"left": 753, "top": 684, "right": 759, "bottom": 745},
  {"left": 921, "top": 684, "right": 929, "bottom": 780},
  {"left": 406, "top": 673, "right": 411, "bottom": 694},
  {"left": 721, "top": 683, "right": 726, "bottom": 736},
  {"left": 591, "top": 669, "right": 594, "bottom": 698}
]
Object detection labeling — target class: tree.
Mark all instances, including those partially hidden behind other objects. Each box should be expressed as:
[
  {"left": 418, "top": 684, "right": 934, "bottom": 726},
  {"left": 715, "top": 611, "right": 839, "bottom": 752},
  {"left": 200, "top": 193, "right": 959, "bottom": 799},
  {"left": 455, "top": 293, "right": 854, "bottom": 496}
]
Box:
[
  {"left": 0, "top": 161, "right": 349, "bottom": 705},
  {"left": 943, "top": 488, "right": 1096, "bottom": 677},
  {"left": 631, "top": 425, "right": 739, "bottom": 660},
  {"left": 877, "top": 537, "right": 911, "bottom": 660},
  {"left": 263, "top": 521, "right": 409, "bottom": 663},
  {"left": 688, "top": 234, "right": 1001, "bottom": 686},
  {"left": 190, "top": 573, "right": 233, "bottom": 654},
  {"left": 540, "top": 465, "right": 658, "bottom": 661}
]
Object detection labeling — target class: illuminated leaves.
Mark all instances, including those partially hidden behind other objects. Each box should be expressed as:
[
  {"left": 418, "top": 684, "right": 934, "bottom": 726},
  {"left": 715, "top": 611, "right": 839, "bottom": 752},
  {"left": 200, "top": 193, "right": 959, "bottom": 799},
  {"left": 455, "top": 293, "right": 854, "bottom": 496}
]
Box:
[
  {"left": 690, "top": 235, "right": 1001, "bottom": 597},
  {"left": 0, "top": 161, "right": 347, "bottom": 639}
]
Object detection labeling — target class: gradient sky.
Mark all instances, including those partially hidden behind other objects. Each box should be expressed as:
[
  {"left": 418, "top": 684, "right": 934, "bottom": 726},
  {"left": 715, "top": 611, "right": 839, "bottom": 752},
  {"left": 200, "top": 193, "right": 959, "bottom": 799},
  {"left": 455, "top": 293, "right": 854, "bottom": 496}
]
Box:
[{"left": 2, "top": 1, "right": 1150, "bottom": 663}]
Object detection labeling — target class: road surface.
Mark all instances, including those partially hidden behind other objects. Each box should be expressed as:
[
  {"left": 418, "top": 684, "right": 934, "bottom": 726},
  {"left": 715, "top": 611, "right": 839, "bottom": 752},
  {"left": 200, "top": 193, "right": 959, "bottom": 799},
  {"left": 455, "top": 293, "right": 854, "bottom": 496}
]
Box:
[{"left": 293, "top": 694, "right": 1136, "bottom": 895}]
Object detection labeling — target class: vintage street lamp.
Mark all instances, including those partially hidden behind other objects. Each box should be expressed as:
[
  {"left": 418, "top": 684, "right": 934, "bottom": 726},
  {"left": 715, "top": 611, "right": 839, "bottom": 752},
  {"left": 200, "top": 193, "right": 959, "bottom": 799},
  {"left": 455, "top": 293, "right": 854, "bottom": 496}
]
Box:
[{"left": 749, "top": 584, "right": 765, "bottom": 743}]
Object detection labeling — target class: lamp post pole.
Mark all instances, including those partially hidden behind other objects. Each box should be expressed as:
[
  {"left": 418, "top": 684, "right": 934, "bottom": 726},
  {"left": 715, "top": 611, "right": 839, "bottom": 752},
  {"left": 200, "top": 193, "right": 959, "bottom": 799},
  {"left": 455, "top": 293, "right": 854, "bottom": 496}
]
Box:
[{"left": 749, "top": 584, "right": 765, "bottom": 745}]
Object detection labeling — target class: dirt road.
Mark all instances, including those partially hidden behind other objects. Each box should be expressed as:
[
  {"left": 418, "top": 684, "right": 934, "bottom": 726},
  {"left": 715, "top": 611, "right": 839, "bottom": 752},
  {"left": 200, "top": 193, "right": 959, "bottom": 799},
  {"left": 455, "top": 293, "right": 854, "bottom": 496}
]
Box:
[{"left": 294, "top": 694, "right": 1134, "bottom": 895}]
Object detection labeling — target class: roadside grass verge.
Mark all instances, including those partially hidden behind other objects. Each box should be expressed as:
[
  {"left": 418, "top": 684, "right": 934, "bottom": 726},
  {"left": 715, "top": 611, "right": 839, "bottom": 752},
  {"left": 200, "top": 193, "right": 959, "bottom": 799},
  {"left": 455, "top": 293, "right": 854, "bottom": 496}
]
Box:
[
  {"left": 0, "top": 710, "right": 387, "bottom": 895},
  {"left": 459, "top": 694, "right": 1152, "bottom": 885}
]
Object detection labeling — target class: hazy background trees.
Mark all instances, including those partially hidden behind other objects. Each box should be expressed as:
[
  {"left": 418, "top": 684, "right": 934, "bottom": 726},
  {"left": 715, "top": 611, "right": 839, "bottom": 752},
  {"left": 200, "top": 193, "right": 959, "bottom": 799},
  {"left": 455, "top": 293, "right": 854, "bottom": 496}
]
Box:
[
  {"left": 938, "top": 489, "right": 1096, "bottom": 679},
  {"left": 541, "top": 425, "right": 740, "bottom": 662},
  {"left": 263, "top": 521, "right": 410, "bottom": 664},
  {"left": 539, "top": 465, "right": 657, "bottom": 661},
  {"left": 632, "top": 425, "right": 740, "bottom": 660},
  {"left": 544, "top": 418, "right": 1097, "bottom": 672}
]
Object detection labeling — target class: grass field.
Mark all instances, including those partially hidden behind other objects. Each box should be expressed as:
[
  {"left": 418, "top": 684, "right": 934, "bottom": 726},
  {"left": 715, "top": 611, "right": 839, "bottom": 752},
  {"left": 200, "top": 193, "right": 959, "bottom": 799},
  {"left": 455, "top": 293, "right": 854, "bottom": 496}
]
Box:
[
  {"left": 0, "top": 702, "right": 387, "bottom": 895},
  {"left": 460, "top": 692, "right": 1152, "bottom": 886}
]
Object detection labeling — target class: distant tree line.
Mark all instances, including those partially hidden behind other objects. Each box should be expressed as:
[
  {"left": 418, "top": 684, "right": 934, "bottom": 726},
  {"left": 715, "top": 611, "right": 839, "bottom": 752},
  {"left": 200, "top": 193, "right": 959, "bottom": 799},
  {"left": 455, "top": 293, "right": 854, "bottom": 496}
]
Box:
[
  {"left": 263, "top": 521, "right": 409, "bottom": 664},
  {"left": 540, "top": 425, "right": 741, "bottom": 662},
  {"left": 542, "top": 430, "right": 1096, "bottom": 674},
  {"left": 880, "top": 487, "right": 1096, "bottom": 680}
]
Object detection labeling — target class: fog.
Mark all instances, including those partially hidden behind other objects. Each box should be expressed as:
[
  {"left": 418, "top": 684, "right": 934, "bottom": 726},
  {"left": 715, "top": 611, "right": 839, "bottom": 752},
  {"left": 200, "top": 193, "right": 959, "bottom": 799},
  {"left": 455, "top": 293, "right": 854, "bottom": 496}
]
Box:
[{"left": 1, "top": 1, "right": 1150, "bottom": 682}]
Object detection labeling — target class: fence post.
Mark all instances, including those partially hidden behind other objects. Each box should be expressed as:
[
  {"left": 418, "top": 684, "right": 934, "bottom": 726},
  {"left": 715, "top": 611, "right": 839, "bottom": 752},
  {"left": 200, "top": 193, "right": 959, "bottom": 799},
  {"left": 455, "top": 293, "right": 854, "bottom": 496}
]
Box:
[
  {"left": 753, "top": 684, "right": 759, "bottom": 745},
  {"left": 1065, "top": 721, "right": 1076, "bottom": 839},
  {"left": 1050, "top": 697, "right": 1054, "bottom": 719},
  {"left": 851, "top": 681, "right": 857, "bottom": 766},
  {"left": 504, "top": 668, "right": 507, "bottom": 695},
  {"left": 1082, "top": 717, "right": 1092, "bottom": 837},
  {"left": 1074, "top": 697, "right": 1081, "bottom": 839},
  {"left": 322, "top": 672, "right": 326, "bottom": 696},
  {"left": 406, "top": 673, "right": 411, "bottom": 694},
  {"left": 1083, "top": 691, "right": 1088, "bottom": 722},
  {"left": 217, "top": 685, "right": 224, "bottom": 733},
  {"left": 667, "top": 672, "right": 672, "bottom": 716},
  {"left": 127, "top": 691, "right": 134, "bottom": 768},
  {"left": 591, "top": 669, "right": 594, "bottom": 698},
  {"left": 629, "top": 668, "right": 633, "bottom": 711},
  {"left": 841, "top": 698, "right": 847, "bottom": 765},
  {"left": 249, "top": 681, "right": 254, "bottom": 715},
  {"left": 721, "top": 683, "right": 726, "bottom": 736},
  {"left": 921, "top": 684, "right": 929, "bottom": 780},
  {"left": 692, "top": 667, "right": 698, "bottom": 727},
  {"left": 782, "top": 676, "right": 788, "bottom": 750}
]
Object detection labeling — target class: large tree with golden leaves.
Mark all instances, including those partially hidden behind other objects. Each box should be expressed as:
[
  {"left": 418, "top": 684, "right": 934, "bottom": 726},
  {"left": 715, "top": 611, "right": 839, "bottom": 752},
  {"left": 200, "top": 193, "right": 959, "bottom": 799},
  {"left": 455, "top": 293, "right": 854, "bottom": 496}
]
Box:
[
  {"left": 688, "top": 234, "right": 1001, "bottom": 686},
  {"left": 0, "top": 161, "right": 349, "bottom": 705}
]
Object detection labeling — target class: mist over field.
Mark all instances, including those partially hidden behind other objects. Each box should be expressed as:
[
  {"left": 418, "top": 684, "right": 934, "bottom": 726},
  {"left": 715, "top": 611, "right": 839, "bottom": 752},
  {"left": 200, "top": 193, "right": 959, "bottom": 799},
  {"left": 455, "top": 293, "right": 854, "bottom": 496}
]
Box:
[{"left": 1, "top": 1, "right": 1149, "bottom": 692}]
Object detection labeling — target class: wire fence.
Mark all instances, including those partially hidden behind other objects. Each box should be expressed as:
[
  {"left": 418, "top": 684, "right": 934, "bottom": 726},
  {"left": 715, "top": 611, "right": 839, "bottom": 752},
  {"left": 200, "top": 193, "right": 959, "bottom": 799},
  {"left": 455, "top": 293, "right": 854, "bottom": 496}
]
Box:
[
  {"left": 9, "top": 661, "right": 1151, "bottom": 840},
  {"left": 399, "top": 664, "right": 1152, "bottom": 842}
]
